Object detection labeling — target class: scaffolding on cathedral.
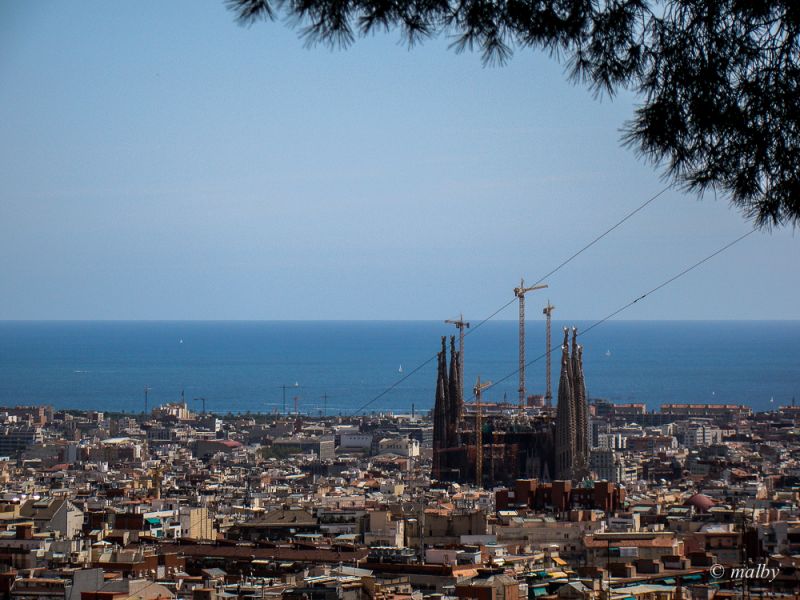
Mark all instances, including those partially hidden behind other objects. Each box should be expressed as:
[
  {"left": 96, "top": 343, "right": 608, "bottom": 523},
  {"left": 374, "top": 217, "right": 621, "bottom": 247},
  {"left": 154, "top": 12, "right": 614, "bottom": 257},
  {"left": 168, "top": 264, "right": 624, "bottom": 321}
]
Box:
[{"left": 432, "top": 325, "right": 590, "bottom": 486}]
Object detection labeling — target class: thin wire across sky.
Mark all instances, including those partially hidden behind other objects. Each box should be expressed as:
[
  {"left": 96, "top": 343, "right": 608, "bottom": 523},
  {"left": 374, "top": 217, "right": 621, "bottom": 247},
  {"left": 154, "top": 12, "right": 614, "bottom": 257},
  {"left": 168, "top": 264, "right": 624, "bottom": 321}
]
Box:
[{"left": 352, "top": 186, "right": 756, "bottom": 414}]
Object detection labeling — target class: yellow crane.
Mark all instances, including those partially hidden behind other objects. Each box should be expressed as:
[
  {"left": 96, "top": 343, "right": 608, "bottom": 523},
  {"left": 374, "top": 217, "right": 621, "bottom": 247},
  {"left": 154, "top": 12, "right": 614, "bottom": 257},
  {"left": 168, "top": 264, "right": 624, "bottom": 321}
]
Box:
[
  {"left": 473, "top": 376, "right": 492, "bottom": 487},
  {"left": 514, "top": 279, "right": 548, "bottom": 411}
]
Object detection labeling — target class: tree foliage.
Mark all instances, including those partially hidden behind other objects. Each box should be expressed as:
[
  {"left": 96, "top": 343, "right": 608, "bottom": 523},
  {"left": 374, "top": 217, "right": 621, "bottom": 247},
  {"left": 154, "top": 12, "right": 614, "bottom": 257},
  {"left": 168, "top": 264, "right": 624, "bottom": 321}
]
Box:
[{"left": 228, "top": 0, "right": 800, "bottom": 228}]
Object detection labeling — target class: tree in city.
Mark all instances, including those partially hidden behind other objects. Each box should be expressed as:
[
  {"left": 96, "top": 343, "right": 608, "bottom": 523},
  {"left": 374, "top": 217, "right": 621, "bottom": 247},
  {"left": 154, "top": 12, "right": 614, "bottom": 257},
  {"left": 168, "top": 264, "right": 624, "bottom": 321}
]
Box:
[{"left": 227, "top": 0, "right": 799, "bottom": 228}]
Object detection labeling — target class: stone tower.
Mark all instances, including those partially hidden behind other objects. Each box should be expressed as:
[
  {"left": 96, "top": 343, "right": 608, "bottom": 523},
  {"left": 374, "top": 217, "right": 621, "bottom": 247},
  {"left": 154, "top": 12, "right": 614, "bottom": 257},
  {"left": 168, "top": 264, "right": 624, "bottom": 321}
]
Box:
[
  {"left": 554, "top": 328, "right": 576, "bottom": 480},
  {"left": 554, "top": 326, "right": 591, "bottom": 481},
  {"left": 571, "top": 328, "right": 589, "bottom": 477},
  {"left": 447, "top": 336, "right": 462, "bottom": 449},
  {"left": 433, "top": 336, "right": 463, "bottom": 480},
  {"left": 432, "top": 337, "right": 449, "bottom": 479}
]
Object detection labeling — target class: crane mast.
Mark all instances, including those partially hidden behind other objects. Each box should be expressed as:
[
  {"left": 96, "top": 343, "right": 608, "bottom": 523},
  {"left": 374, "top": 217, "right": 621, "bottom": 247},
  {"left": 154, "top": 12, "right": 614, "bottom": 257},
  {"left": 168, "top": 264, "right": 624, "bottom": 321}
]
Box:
[
  {"left": 543, "top": 301, "right": 556, "bottom": 408},
  {"left": 514, "top": 279, "right": 548, "bottom": 412},
  {"left": 473, "top": 376, "right": 491, "bottom": 487}
]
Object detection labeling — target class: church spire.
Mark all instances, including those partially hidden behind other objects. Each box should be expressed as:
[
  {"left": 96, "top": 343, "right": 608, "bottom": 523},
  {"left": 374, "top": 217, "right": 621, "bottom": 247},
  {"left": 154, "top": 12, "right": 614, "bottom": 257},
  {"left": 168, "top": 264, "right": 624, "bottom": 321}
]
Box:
[
  {"left": 554, "top": 328, "right": 576, "bottom": 481},
  {"left": 448, "top": 336, "right": 461, "bottom": 447},
  {"left": 440, "top": 336, "right": 449, "bottom": 408},
  {"left": 432, "top": 338, "right": 449, "bottom": 480},
  {"left": 571, "top": 327, "right": 589, "bottom": 477}
]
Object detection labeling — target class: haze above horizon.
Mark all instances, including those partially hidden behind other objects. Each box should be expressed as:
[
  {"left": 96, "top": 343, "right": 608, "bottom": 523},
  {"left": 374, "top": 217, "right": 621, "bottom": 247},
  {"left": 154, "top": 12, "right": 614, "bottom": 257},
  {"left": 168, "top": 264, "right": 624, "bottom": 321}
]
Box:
[{"left": 1, "top": 1, "right": 797, "bottom": 321}]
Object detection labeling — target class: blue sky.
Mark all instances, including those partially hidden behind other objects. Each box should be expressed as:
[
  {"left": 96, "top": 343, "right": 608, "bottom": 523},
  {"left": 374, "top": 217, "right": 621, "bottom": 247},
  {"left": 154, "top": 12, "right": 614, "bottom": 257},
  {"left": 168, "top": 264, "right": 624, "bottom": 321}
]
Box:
[{"left": 1, "top": 1, "right": 797, "bottom": 320}]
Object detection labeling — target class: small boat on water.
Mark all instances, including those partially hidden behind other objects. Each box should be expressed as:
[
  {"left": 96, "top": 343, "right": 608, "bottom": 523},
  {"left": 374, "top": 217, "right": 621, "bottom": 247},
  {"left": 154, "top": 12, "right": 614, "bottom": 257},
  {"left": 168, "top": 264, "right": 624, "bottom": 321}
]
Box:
[{"left": 398, "top": 365, "right": 403, "bottom": 373}]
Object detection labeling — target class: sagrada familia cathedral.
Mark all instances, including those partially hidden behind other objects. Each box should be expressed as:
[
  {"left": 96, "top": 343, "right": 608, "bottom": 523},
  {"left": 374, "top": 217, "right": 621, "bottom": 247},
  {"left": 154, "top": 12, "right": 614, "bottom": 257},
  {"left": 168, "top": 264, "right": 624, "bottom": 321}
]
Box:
[
  {"left": 432, "top": 327, "right": 590, "bottom": 484},
  {"left": 554, "top": 327, "right": 590, "bottom": 480},
  {"left": 432, "top": 336, "right": 463, "bottom": 480}
]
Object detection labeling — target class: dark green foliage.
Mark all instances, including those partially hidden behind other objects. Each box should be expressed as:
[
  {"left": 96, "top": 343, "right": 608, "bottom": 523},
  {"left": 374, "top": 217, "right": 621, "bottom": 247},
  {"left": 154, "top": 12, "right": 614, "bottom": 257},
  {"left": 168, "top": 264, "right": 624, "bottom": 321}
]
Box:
[{"left": 227, "top": 0, "right": 800, "bottom": 228}]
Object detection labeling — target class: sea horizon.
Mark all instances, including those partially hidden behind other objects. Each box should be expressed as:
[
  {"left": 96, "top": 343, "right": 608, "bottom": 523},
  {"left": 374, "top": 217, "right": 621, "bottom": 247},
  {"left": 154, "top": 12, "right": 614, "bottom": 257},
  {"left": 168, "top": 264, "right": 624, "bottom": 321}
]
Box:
[
  {"left": 0, "top": 320, "right": 797, "bottom": 415},
  {"left": 2, "top": 318, "right": 799, "bottom": 322}
]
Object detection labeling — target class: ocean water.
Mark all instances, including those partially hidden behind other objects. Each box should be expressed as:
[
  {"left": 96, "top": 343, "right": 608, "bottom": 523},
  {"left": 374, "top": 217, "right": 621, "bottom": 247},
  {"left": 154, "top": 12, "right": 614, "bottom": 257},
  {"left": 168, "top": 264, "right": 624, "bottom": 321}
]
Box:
[{"left": 0, "top": 321, "right": 797, "bottom": 415}]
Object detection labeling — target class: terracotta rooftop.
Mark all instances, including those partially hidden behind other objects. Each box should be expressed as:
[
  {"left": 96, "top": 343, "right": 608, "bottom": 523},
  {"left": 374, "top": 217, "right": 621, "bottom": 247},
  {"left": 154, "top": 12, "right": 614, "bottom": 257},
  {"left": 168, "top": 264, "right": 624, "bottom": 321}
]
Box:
[
  {"left": 160, "top": 543, "right": 368, "bottom": 563},
  {"left": 684, "top": 493, "right": 716, "bottom": 513},
  {"left": 584, "top": 537, "right": 678, "bottom": 549}
]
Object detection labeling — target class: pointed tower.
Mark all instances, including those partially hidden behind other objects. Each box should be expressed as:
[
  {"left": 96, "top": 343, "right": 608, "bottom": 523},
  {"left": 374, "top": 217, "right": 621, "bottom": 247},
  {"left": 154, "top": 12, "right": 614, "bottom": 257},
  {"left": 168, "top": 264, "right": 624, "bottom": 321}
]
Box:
[
  {"left": 453, "top": 346, "right": 462, "bottom": 424},
  {"left": 554, "top": 328, "right": 576, "bottom": 480},
  {"left": 432, "top": 338, "right": 449, "bottom": 479},
  {"left": 447, "top": 336, "right": 461, "bottom": 448},
  {"left": 571, "top": 328, "right": 589, "bottom": 476},
  {"left": 440, "top": 336, "right": 449, "bottom": 410}
]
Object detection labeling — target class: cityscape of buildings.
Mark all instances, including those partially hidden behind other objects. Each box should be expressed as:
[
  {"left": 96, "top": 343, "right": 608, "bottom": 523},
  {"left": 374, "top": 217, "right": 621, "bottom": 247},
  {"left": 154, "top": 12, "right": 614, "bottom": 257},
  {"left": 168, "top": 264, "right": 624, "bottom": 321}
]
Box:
[
  {"left": 4, "top": 1, "right": 797, "bottom": 598},
  {"left": 2, "top": 327, "right": 800, "bottom": 600}
]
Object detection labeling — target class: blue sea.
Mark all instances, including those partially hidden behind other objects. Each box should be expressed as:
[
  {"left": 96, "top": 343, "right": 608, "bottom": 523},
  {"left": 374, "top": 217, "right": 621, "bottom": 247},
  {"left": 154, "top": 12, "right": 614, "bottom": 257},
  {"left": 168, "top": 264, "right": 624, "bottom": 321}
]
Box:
[{"left": 0, "top": 321, "right": 797, "bottom": 415}]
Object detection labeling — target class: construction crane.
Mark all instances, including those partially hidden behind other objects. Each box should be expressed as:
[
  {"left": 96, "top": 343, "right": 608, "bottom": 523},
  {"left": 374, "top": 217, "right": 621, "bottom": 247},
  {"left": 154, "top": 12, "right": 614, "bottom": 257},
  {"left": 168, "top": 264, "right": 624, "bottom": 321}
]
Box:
[
  {"left": 542, "top": 301, "right": 556, "bottom": 408},
  {"left": 473, "top": 376, "right": 492, "bottom": 487},
  {"left": 279, "top": 382, "right": 299, "bottom": 415},
  {"left": 445, "top": 313, "right": 470, "bottom": 403},
  {"left": 514, "top": 279, "right": 548, "bottom": 411}
]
